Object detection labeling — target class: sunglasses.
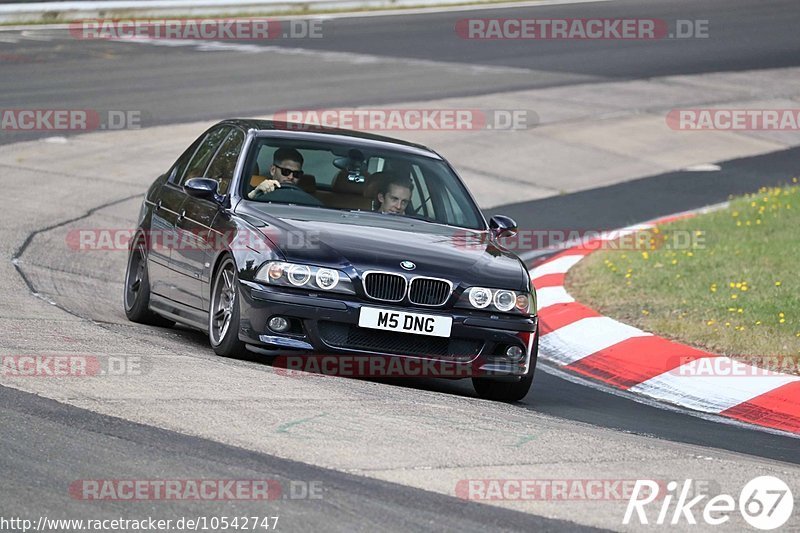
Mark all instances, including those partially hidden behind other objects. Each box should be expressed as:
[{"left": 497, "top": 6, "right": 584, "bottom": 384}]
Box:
[{"left": 274, "top": 164, "right": 304, "bottom": 179}]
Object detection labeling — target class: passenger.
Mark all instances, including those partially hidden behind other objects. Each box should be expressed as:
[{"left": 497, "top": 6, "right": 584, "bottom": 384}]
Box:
[
  {"left": 248, "top": 147, "right": 305, "bottom": 199},
  {"left": 374, "top": 173, "right": 413, "bottom": 215}
]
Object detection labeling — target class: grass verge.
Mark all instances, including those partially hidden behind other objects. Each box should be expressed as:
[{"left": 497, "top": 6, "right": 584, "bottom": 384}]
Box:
[{"left": 566, "top": 180, "right": 800, "bottom": 372}]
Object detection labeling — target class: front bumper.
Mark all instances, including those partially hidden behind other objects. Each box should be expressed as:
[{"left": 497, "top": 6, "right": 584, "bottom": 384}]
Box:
[{"left": 238, "top": 281, "right": 538, "bottom": 379}]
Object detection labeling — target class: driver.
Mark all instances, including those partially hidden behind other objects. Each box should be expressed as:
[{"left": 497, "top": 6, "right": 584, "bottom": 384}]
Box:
[
  {"left": 248, "top": 147, "right": 304, "bottom": 199},
  {"left": 374, "top": 173, "right": 413, "bottom": 215}
]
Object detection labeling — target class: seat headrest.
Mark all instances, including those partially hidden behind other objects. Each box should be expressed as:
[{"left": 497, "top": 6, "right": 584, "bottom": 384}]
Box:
[
  {"left": 297, "top": 173, "right": 317, "bottom": 194},
  {"left": 332, "top": 169, "right": 371, "bottom": 195}
]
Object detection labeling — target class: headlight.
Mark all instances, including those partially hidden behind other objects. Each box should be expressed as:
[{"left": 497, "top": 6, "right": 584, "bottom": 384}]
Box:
[
  {"left": 493, "top": 290, "right": 516, "bottom": 312},
  {"left": 315, "top": 268, "right": 340, "bottom": 290},
  {"left": 255, "top": 261, "right": 354, "bottom": 294},
  {"left": 287, "top": 264, "right": 311, "bottom": 286},
  {"left": 458, "top": 287, "right": 534, "bottom": 315},
  {"left": 468, "top": 287, "right": 492, "bottom": 308}
]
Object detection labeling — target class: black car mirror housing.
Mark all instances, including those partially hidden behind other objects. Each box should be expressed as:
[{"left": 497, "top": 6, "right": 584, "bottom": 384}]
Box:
[
  {"left": 184, "top": 177, "right": 225, "bottom": 205},
  {"left": 489, "top": 215, "right": 518, "bottom": 239}
]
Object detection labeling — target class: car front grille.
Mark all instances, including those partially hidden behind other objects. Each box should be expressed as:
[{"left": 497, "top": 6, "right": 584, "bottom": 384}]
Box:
[
  {"left": 317, "top": 321, "right": 482, "bottom": 361},
  {"left": 363, "top": 272, "right": 406, "bottom": 302},
  {"left": 409, "top": 277, "right": 452, "bottom": 306}
]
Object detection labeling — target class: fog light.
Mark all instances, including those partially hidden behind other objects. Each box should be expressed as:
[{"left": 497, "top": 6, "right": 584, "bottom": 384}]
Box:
[
  {"left": 505, "top": 345, "right": 524, "bottom": 359},
  {"left": 268, "top": 316, "right": 290, "bottom": 333}
]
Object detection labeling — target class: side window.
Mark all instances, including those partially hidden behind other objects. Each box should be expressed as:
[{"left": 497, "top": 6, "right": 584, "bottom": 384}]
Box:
[
  {"left": 168, "top": 137, "right": 203, "bottom": 184},
  {"left": 296, "top": 149, "right": 337, "bottom": 185},
  {"left": 181, "top": 126, "right": 231, "bottom": 185},
  {"left": 205, "top": 129, "right": 245, "bottom": 195}
]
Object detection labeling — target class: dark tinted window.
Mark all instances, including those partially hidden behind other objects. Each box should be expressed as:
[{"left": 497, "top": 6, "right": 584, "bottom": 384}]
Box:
[
  {"left": 205, "top": 129, "right": 245, "bottom": 195},
  {"left": 181, "top": 126, "right": 231, "bottom": 185},
  {"left": 168, "top": 136, "right": 203, "bottom": 185}
]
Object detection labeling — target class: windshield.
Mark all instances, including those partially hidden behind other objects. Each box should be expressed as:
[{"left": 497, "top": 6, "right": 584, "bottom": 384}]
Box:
[{"left": 241, "top": 136, "right": 485, "bottom": 230}]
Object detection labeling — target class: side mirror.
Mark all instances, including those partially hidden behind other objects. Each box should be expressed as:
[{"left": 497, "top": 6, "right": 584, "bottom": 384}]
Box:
[
  {"left": 184, "top": 177, "right": 223, "bottom": 203},
  {"left": 489, "top": 215, "right": 518, "bottom": 239}
]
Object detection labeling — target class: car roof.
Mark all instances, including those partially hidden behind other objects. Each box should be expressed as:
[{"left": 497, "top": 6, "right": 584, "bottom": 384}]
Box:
[{"left": 219, "top": 119, "right": 443, "bottom": 160}]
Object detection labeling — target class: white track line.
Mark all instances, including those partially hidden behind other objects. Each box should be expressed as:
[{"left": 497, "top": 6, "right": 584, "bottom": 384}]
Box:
[
  {"left": 540, "top": 316, "right": 651, "bottom": 366},
  {"left": 631, "top": 361, "right": 800, "bottom": 414},
  {"left": 537, "top": 361, "right": 800, "bottom": 441}
]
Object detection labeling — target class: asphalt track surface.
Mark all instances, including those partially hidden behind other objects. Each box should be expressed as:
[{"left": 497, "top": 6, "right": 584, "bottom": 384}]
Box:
[
  {"left": 1, "top": 0, "right": 799, "bottom": 143},
  {"left": 0, "top": 385, "right": 597, "bottom": 532},
  {"left": 2, "top": 0, "right": 800, "bottom": 530}
]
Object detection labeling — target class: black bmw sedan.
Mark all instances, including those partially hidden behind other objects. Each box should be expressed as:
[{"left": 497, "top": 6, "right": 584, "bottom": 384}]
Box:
[{"left": 124, "top": 119, "right": 538, "bottom": 401}]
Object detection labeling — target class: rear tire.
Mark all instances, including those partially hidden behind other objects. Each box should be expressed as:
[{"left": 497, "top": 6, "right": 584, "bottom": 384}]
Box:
[
  {"left": 123, "top": 236, "right": 174, "bottom": 328},
  {"left": 472, "top": 329, "right": 538, "bottom": 402},
  {"left": 209, "top": 256, "right": 246, "bottom": 357}
]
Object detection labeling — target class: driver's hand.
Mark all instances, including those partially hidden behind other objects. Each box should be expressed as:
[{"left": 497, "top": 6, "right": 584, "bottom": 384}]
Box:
[{"left": 248, "top": 179, "right": 281, "bottom": 199}]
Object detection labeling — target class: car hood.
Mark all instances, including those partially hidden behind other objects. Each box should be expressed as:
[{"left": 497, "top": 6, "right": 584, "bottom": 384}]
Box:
[{"left": 238, "top": 205, "right": 528, "bottom": 291}]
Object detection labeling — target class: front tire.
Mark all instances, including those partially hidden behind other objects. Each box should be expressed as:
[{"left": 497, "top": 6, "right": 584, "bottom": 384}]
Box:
[
  {"left": 472, "top": 329, "right": 538, "bottom": 402},
  {"left": 209, "top": 256, "right": 246, "bottom": 357},
  {"left": 123, "top": 236, "right": 174, "bottom": 327}
]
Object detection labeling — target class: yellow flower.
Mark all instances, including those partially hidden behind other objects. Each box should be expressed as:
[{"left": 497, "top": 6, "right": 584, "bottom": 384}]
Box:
[
  {"left": 641, "top": 252, "right": 649, "bottom": 260},
  {"left": 740, "top": 285, "right": 748, "bottom": 291},
  {"left": 671, "top": 259, "right": 678, "bottom": 265},
  {"left": 731, "top": 294, "right": 738, "bottom": 299},
  {"left": 755, "top": 321, "right": 762, "bottom": 325},
  {"left": 775, "top": 281, "right": 782, "bottom": 287},
  {"left": 706, "top": 320, "right": 715, "bottom": 326},
  {"left": 780, "top": 319, "right": 786, "bottom": 324},
  {"left": 779, "top": 312, "right": 785, "bottom": 318},
  {"left": 642, "top": 309, "right": 650, "bottom": 316},
  {"left": 737, "top": 308, "right": 743, "bottom": 314}
]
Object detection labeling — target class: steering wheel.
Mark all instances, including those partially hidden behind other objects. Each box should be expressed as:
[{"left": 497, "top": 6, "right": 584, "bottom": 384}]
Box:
[{"left": 252, "top": 183, "right": 302, "bottom": 198}]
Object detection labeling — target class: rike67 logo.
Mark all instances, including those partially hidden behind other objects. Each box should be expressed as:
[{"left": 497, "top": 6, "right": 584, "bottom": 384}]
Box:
[{"left": 624, "top": 476, "right": 793, "bottom": 530}]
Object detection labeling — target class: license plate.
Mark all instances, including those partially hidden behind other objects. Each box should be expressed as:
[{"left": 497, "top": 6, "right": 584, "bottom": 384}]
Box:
[{"left": 358, "top": 307, "right": 452, "bottom": 338}]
